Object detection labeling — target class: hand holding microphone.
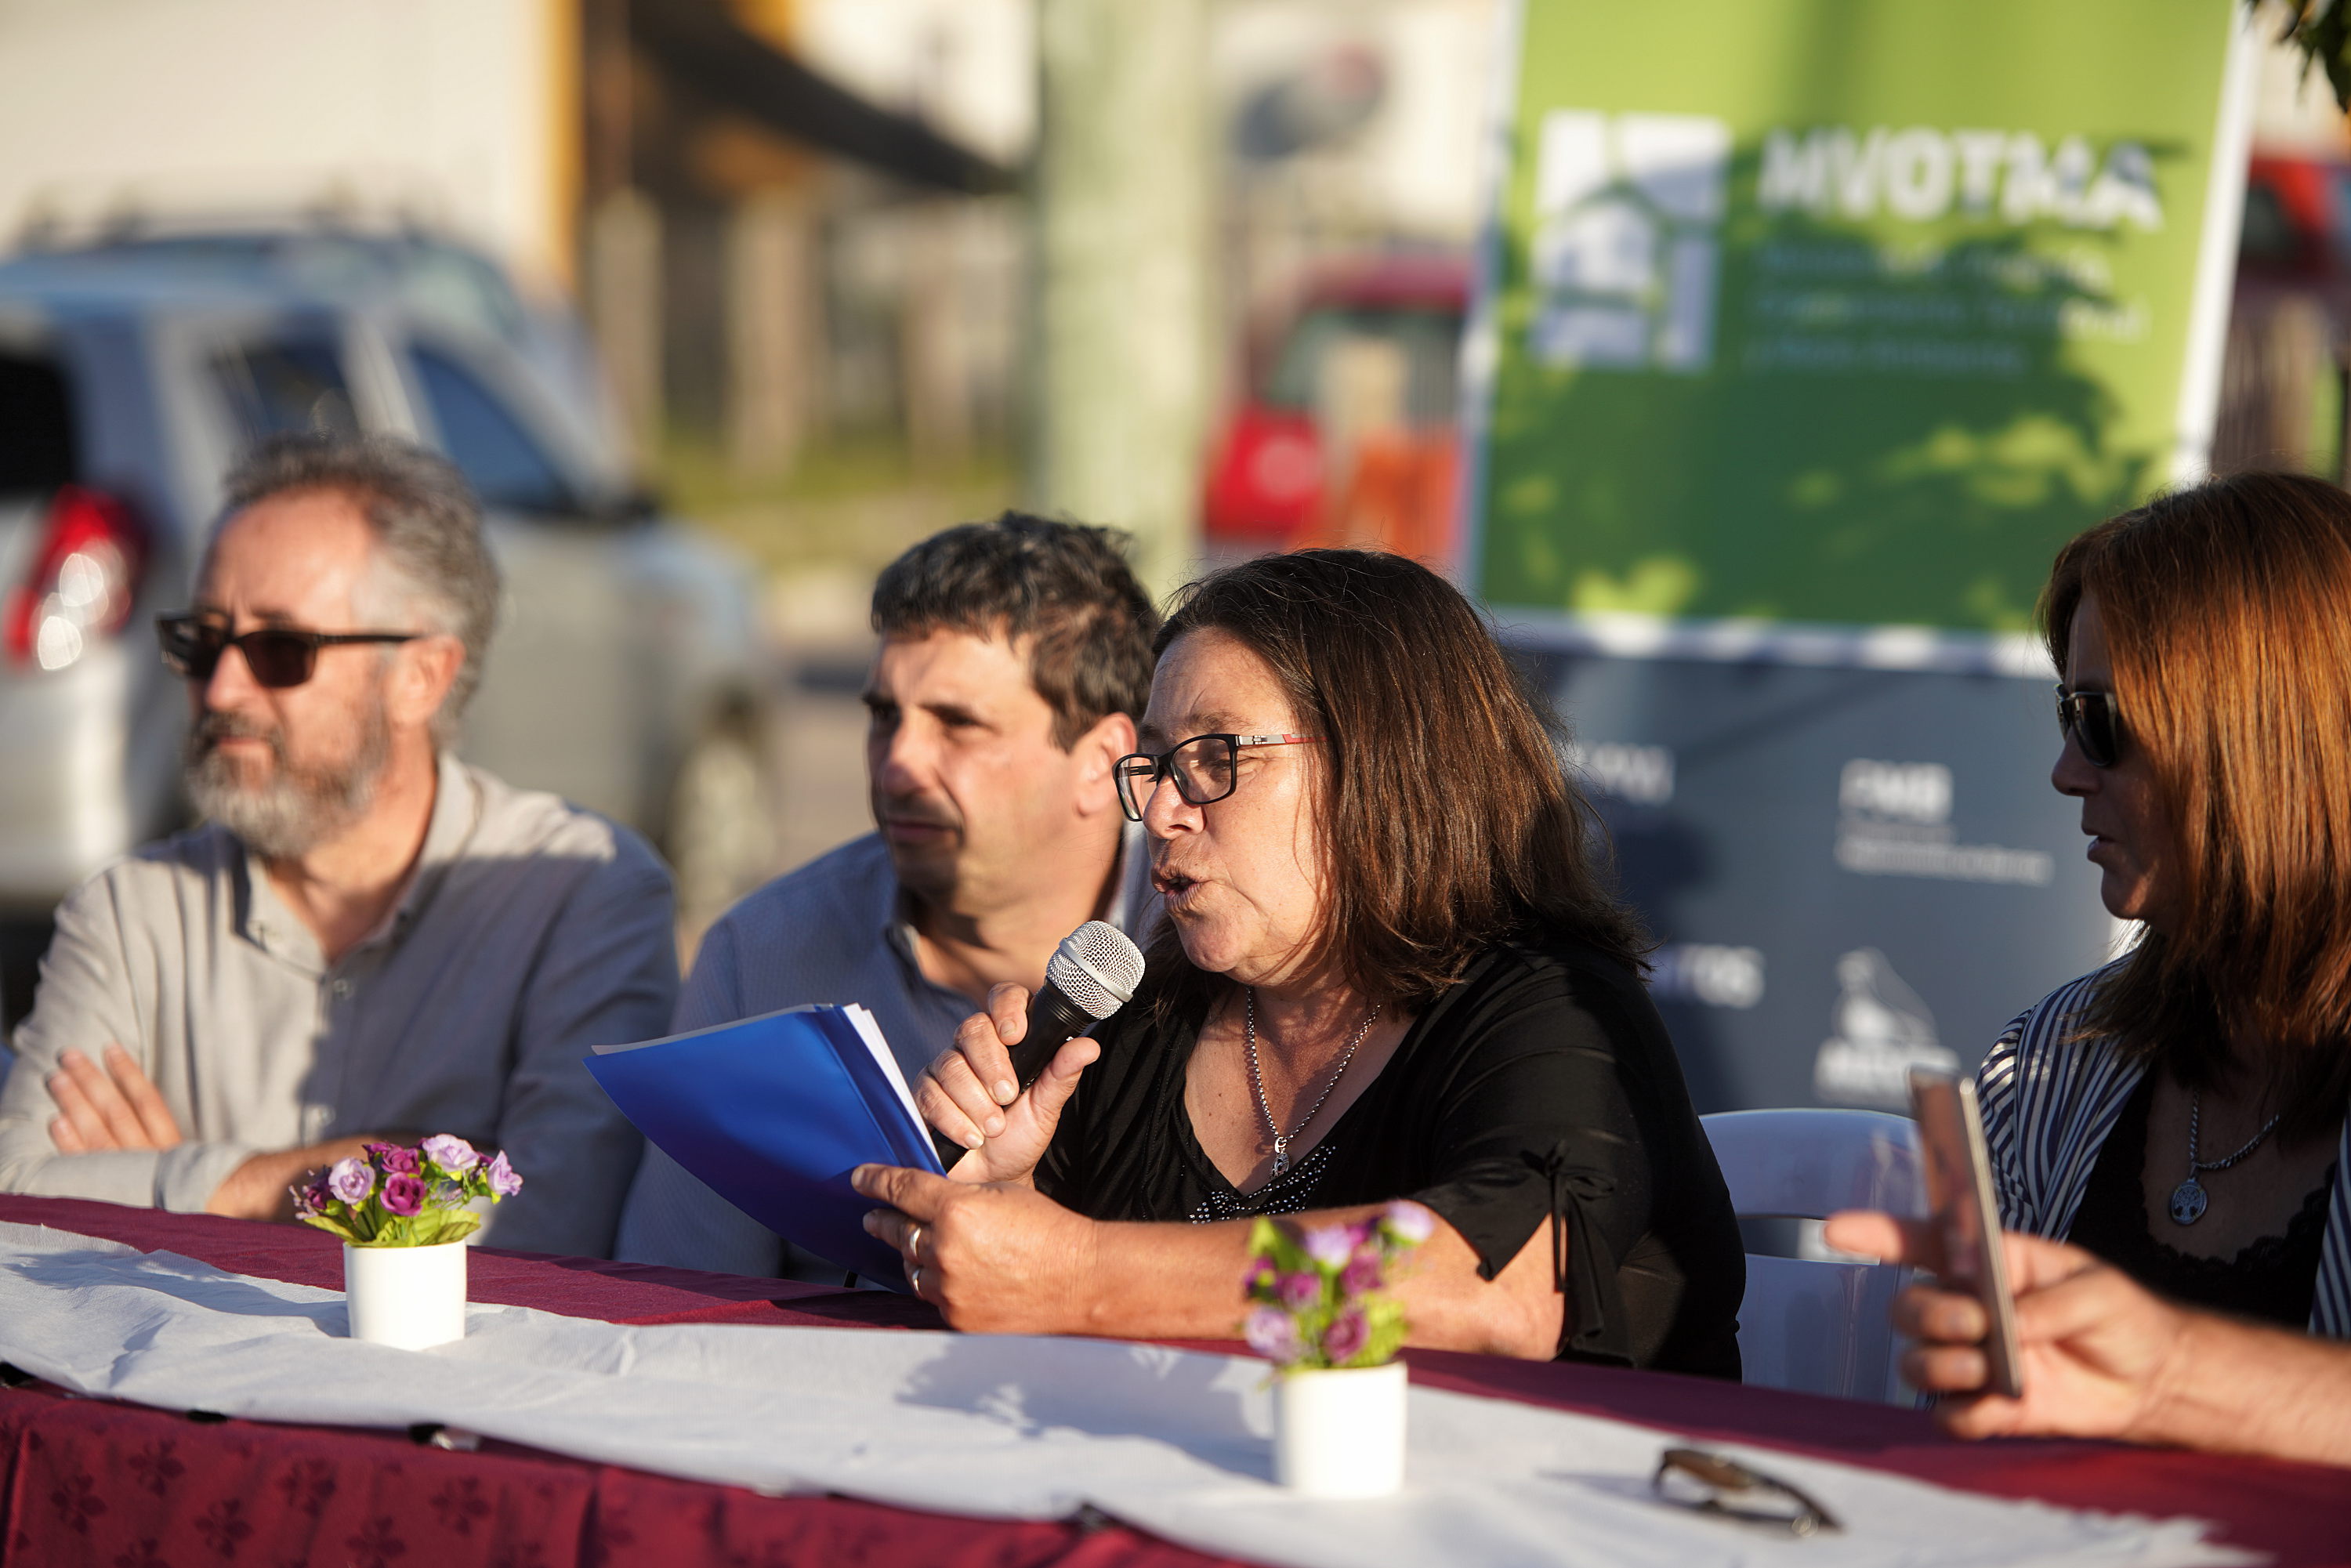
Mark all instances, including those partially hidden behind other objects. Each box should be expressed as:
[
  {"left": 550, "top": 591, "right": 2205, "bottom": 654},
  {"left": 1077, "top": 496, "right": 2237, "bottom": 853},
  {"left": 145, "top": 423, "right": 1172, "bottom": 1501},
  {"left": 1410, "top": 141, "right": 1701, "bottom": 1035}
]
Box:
[{"left": 922, "top": 921, "right": 1145, "bottom": 1176}]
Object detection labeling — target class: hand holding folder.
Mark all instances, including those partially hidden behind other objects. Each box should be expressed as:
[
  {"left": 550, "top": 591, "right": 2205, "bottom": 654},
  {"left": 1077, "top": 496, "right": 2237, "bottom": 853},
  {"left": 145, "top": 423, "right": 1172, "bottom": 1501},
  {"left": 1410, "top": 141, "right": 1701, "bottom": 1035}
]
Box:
[{"left": 585, "top": 1005, "right": 944, "bottom": 1287}]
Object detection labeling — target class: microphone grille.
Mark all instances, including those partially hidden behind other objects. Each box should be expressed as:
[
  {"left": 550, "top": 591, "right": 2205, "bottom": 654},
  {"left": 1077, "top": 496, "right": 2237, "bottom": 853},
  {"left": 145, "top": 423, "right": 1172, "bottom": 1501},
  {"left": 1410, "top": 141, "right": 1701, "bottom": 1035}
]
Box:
[{"left": 1045, "top": 920, "right": 1146, "bottom": 1020}]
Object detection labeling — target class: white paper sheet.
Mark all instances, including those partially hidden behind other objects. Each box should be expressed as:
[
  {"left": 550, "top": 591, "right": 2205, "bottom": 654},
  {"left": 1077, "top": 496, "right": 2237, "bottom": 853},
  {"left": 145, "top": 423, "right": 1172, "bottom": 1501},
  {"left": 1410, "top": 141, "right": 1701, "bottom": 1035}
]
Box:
[
  {"left": 844, "top": 1002, "right": 929, "bottom": 1139},
  {"left": 0, "top": 1224, "right": 2251, "bottom": 1568}
]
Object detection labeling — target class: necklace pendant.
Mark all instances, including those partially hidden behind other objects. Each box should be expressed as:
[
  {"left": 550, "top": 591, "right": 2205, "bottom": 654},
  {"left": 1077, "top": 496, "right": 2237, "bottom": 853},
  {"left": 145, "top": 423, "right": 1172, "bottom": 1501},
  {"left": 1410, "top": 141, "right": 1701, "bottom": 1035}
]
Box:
[
  {"left": 1270, "top": 1139, "right": 1288, "bottom": 1177},
  {"left": 2168, "top": 1176, "right": 2208, "bottom": 1226}
]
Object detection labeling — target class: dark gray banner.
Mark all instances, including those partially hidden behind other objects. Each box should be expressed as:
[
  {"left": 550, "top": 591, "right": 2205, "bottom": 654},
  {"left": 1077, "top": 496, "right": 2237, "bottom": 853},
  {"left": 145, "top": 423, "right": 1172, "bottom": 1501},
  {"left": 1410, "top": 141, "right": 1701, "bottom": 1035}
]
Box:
[{"left": 1508, "top": 636, "right": 2117, "bottom": 1114}]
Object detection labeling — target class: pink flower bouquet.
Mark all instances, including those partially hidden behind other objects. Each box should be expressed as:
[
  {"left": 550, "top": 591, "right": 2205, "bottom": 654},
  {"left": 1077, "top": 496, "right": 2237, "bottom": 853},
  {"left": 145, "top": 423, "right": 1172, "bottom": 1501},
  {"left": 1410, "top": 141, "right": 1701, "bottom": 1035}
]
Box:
[
  {"left": 1242, "top": 1201, "right": 1434, "bottom": 1372},
  {"left": 292, "top": 1136, "right": 521, "bottom": 1248}
]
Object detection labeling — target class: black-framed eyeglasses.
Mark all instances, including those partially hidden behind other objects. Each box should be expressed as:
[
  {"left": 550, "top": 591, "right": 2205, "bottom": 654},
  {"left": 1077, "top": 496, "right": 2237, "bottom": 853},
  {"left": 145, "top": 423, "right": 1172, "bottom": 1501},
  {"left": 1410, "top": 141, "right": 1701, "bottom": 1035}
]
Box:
[
  {"left": 158, "top": 613, "right": 419, "bottom": 690},
  {"left": 1113, "top": 733, "right": 1320, "bottom": 822},
  {"left": 2055, "top": 685, "right": 2124, "bottom": 769},
  {"left": 1653, "top": 1447, "right": 1841, "bottom": 1537}
]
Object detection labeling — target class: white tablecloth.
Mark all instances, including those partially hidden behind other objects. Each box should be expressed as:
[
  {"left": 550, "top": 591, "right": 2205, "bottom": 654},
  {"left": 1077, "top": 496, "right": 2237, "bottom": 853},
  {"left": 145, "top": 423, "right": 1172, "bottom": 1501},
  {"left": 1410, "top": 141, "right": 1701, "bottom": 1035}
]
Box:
[{"left": 0, "top": 1223, "right": 2248, "bottom": 1568}]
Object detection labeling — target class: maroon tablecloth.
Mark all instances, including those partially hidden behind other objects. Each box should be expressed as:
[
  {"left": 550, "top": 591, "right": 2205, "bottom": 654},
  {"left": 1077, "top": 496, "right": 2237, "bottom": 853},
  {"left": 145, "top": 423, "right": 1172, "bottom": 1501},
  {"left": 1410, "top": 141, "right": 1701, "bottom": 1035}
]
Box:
[{"left": 1, "top": 1193, "right": 2345, "bottom": 1567}]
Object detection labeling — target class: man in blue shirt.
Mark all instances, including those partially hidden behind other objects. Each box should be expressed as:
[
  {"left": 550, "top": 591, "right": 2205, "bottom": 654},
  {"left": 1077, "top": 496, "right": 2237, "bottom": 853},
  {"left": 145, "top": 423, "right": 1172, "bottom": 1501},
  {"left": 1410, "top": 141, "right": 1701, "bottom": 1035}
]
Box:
[{"left": 614, "top": 515, "right": 1159, "bottom": 1277}]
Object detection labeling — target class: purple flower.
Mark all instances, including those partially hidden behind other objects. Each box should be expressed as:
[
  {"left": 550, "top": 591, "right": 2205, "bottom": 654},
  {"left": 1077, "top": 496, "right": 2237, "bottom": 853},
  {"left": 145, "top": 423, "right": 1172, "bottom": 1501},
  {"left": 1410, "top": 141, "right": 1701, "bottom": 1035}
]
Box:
[
  {"left": 375, "top": 1144, "right": 420, "bottom": 1175},
  {"left": 420, "top": 1134, "right": 479, "bottom": 1174},
  {"left": 289, "top": 1174, "right": 327, "bottom": 1216},
  {"left": 1383, "top": 1200, "right": 1436, "bottom": 1245},
  {"left": 380, "top": 1173, "right": 426, "bottom": 1217},
  {"left": 485, "top": 1150, "right": 522, "bottom": 1197},
  {"left": 1323, "top": 1306, "right": 1369, "bottom": 1363},
  {"left": 327, "top": 1157, "right": 374, "bottom": 1204},
  {"left": 1244, "top": 1305, "right": 1302, "bottom": 1364},
  {"left": 1340, "top": 1247, "right": 1383, "bottom": 1296},
  {"left": 1243, "top": 1254, "right": 1279, "bottom": 1298},
  {"left": 1277, "top": 1270, "right": 1322, "bottom": 1310},
  {"left": 1300, "top": 1224, "right": 1355, "bottom": 1269}
]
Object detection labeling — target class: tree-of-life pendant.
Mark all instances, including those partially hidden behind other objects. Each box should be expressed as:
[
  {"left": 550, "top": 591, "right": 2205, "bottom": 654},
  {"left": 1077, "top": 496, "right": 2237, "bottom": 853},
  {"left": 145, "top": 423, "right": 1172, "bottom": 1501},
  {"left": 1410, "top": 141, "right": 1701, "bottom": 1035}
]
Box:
[{"left": 2169, "top": 1177, "right": 2209, "bottom": 1226}]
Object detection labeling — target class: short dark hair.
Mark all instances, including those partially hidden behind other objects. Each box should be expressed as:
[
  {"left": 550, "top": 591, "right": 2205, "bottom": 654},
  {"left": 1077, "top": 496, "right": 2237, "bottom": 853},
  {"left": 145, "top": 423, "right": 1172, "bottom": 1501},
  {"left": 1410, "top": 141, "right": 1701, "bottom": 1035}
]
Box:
[
  {"left": 1148, "top": 549, "right": 1647, "bottom": 1016},
  {"left": 219, "top": 433, "right": 499, "bottom": 744},
  {"left": 871, "top": 512, "right": 1158, "bottom": 747}
]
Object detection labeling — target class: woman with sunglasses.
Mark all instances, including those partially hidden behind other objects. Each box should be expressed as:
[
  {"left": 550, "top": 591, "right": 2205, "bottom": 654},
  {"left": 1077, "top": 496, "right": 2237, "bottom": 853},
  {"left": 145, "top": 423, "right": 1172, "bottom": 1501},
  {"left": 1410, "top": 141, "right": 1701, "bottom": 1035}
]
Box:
[
  {"left": 853, "top": 549, "right": 1744, "bottom": 1371},
  {"left": 1973, "top": 471, "right": 2351, "bottom": 1343}
]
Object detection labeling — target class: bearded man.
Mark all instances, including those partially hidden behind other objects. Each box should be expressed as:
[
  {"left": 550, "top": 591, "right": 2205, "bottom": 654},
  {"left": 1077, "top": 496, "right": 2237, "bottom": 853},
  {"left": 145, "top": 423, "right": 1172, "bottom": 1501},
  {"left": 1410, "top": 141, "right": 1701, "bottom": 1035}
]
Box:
[{"left": 0, "top": 436, "right": 676, "bottom": 1255}]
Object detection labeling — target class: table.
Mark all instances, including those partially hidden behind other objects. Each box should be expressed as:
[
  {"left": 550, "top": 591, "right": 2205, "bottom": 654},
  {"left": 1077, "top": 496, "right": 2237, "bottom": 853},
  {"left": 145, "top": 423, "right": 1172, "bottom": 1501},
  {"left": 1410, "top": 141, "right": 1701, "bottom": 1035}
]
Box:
[{"left": 0, "top": 1193, "right": 2344, "bottom": 1568}]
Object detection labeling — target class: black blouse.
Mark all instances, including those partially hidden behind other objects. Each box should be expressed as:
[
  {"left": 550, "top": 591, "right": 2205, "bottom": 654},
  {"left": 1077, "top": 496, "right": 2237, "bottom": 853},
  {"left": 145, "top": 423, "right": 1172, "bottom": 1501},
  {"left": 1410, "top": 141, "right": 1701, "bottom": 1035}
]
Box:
[
  {"left": 1036, "top": 932, "right": 1747, "bottom": 1378},
  {"left": 2067, "top": 1075, "right": 2336, "bottom": 1329}
]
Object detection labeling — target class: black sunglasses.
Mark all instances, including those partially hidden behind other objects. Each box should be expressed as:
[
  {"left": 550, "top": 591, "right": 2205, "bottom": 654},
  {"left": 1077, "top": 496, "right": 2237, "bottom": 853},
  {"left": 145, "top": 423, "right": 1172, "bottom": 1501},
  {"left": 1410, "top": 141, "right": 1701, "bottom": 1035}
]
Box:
[
  {"left": 2055, "top": 685, "right": 2124, "bottom": 769},
  {"left": 1653, "top": 1447, "right": 1841, "bottom": 1537},
  {"left": 158, "top": 614, "right": 419, "bottom": 690}
]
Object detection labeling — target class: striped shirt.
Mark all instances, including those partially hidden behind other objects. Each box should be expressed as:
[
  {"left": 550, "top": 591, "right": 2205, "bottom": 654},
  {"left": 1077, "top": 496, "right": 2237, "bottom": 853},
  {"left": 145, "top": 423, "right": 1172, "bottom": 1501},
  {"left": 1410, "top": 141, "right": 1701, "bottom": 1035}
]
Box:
[{"left": 1976, "top": 962, "right": 2351, "bottom": 1338}]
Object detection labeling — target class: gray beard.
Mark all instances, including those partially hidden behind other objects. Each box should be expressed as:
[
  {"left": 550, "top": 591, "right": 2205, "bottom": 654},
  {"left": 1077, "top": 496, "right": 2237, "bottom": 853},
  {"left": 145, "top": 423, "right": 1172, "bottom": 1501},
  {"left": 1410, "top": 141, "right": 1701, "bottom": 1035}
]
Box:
[{"left": 184, "top": 705, "right": 391, "bottom": 860}]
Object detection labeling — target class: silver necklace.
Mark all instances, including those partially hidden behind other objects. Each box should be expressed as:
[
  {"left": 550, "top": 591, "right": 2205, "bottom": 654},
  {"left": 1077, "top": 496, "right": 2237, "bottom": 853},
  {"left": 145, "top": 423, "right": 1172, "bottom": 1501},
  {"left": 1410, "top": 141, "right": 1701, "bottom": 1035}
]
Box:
[
  {"left": 1244, "top": 987, "right": 1382, "bottom": 1177},
  {"left": 2168, "top": 1087, "right": 2284, "bottom": 1226}
]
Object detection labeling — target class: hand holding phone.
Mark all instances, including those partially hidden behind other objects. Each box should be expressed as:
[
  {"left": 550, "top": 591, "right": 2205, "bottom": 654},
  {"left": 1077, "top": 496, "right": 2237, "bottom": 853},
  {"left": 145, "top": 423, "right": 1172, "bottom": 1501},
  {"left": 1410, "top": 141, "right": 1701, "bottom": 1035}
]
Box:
[{"left": 1907, "top": 1067, "right": 2024, "bottom": 1400}]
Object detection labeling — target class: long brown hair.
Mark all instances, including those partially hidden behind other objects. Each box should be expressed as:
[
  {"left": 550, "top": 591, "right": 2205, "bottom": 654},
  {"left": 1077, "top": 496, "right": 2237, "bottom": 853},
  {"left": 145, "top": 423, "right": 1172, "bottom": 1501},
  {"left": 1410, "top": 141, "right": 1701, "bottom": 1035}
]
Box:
[
  {"left": 2043, "top": 471, "right": 2351, "bottom": 1138},
  {"left": 1143, "top": 549, "right": 1647, "bottom": 1023}
]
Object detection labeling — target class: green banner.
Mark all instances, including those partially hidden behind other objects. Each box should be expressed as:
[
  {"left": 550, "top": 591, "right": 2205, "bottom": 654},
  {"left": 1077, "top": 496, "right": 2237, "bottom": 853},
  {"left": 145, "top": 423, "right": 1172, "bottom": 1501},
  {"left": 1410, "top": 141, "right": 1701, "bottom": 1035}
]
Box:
[{"left": 1470, "top": 0, "right": 2248, "bottom": 632}]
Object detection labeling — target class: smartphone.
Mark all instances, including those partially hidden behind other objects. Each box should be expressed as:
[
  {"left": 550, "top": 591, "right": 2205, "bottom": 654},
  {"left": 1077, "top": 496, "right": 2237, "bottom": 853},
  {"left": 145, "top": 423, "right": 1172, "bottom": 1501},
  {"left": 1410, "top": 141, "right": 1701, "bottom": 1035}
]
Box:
[{"left": 1907, "top": 1067, "right": 2024, "bottom": 1400}]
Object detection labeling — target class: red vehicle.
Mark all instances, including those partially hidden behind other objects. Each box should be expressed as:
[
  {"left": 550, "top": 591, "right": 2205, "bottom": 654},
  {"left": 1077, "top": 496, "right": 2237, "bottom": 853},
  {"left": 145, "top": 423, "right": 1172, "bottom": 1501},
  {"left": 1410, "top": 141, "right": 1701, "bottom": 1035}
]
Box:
[
  {"left": 2239, "top": 153, "right": 2351, "bottom": 284},
  {"left": 1201, "top": 256, "right": 1469, "bottom": 561}
]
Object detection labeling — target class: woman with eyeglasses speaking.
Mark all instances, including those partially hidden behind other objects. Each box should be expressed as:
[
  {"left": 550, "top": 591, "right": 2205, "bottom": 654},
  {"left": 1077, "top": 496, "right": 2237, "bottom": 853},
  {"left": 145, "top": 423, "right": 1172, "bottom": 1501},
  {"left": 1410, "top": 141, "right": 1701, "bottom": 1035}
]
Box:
[
  {"left": 853, "top": 549, "right": 1745, "bottom": 1370},
  {"left": 1923, "top": 474, "right": 2351, "bottom": 1386}
]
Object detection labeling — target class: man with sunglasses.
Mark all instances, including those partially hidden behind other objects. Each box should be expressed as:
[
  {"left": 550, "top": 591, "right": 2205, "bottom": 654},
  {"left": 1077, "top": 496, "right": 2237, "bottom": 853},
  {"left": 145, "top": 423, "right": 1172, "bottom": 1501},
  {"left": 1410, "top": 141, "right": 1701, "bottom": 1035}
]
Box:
[
  {"left": 614, "top": 514, "right": 1159, "bottom": 1279},
  {"left": 0, "top": 435, "right": 676, "bottom": 1256}
]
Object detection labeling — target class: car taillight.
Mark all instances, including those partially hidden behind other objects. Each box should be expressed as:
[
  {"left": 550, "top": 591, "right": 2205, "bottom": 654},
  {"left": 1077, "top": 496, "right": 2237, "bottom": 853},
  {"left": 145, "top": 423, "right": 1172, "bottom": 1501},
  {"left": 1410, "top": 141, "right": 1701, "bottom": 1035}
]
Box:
[{"left": 3, "top": 485, "right": 147, "bottom": 672}]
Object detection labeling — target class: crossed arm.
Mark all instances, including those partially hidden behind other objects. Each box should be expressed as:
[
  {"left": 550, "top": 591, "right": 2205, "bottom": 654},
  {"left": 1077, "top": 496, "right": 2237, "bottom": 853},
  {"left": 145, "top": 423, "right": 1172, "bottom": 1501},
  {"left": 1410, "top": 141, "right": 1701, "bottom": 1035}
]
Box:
[
  {"left": 1824, "top": 1211, "right": 2351, "bottom": 1468},
  {"left": 42, "top": 1045, "right": 385, "bottom": 1220}
]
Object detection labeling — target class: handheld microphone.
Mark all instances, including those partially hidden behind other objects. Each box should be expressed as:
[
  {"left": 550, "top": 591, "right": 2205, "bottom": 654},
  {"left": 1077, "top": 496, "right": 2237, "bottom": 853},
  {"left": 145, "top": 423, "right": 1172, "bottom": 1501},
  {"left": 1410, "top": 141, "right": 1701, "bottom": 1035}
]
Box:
[
  {"left": 930, "top": 921, "right": 1145, "bottom": 1169},
  {"left": 1008, "top": 920, "right": 1147, "bottom": 1088}
]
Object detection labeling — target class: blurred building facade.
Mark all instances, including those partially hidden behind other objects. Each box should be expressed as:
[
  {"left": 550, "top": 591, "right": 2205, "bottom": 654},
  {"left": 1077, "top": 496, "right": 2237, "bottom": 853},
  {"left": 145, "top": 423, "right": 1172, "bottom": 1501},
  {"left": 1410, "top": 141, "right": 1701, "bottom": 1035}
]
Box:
[
  {"left": 0, "top": 1, "right": 580, "bottom": 288},
  {"left": 0, "top": 0, "right": 1501, "bottom": 564}
]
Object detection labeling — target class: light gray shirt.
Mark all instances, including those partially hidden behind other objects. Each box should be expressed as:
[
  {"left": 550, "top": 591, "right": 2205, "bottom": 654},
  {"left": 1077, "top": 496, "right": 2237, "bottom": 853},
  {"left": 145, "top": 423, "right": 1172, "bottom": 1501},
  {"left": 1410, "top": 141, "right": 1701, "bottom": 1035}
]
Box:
[
  {"left": 0, "top": 753, "right": 678, "bottom": 1257},
  {"left": 614, "top": 827, "right": 1153, "bottom": 1280}
]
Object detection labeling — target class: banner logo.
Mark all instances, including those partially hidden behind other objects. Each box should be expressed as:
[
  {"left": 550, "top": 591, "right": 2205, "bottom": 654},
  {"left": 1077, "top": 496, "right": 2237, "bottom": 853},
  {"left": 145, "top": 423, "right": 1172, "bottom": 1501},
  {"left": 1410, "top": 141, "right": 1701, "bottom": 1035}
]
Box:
[
  {"left": 1835, "top": 757, "right": 2052, "bottom": 885},
  {"left": 1528, "top": 111, "right": 1732, "bottom": 373},
  {"left": 1814, "top": 947, "right": 1958, "bottom": 1108}
]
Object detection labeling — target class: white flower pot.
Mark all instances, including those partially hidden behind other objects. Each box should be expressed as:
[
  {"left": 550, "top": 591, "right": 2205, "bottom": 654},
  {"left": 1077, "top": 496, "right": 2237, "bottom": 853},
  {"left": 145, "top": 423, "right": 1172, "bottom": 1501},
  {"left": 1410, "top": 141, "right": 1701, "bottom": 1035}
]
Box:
[
  {"left": 1273, "top": 1360, "right": 1407, "bottom": 1497},
  {"left": 342, "top": 1240, "right": 467, "bottom": 1350}
]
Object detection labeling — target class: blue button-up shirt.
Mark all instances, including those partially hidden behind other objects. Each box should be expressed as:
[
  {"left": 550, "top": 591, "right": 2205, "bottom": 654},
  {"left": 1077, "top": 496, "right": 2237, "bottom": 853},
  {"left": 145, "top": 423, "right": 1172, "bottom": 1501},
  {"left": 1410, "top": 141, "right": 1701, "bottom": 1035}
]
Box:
[{"left": 612, "top": 827, "right": 1152, "bottom": 1279}]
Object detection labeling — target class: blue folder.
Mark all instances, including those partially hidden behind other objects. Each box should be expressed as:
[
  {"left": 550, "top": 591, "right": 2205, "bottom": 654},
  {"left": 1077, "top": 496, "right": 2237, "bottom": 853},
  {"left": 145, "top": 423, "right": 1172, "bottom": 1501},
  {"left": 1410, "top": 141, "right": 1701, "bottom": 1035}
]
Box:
[{"left": 585, "top": 1005, "right": 944, "bottom": 1289}]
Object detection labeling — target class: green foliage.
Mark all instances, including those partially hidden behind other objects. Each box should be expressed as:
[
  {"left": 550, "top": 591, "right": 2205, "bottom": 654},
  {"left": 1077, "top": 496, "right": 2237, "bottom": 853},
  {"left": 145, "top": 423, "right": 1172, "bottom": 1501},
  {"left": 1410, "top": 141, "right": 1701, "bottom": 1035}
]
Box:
[
  {"left": 2271, "top": 0, "right": 2351, "bottom": 113},
  {"left": 297, "top": 1204, "right": 484, "bottom": 1248}
]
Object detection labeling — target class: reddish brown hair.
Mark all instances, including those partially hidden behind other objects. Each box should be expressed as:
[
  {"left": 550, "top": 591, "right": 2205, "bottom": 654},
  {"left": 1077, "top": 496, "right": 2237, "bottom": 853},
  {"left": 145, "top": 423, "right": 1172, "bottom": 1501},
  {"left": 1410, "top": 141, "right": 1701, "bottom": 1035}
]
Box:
[
  {"left": 2043, "top": 471, "right": 2351, "bottom": 1137},
  {"left": 1145, "top": 549, "right": 1646, "bottom": 1020}
]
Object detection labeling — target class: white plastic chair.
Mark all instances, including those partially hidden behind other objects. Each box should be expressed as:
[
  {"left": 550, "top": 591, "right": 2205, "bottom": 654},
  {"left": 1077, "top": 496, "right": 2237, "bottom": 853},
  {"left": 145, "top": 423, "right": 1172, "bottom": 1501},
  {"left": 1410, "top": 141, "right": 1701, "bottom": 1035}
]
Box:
[{"left": 1701, "top": 1108, "right": 1924, "bottom": 1403}]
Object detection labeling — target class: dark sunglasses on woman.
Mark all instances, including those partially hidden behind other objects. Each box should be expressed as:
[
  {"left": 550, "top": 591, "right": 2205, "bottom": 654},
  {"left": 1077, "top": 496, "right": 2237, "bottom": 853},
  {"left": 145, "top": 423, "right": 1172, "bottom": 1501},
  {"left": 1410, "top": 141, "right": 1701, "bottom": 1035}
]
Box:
[
  {"left": 157, "top": 613, "right": 418, "bottom": 690},
  {"left": 2055, "top": 685, "right": 2124, "bottom": 768}
]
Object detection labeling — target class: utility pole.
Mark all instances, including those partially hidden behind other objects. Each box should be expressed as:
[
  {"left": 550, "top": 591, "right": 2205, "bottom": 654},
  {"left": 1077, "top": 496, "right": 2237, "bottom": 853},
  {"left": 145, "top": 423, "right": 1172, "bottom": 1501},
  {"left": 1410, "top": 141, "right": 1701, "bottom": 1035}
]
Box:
[{"left": 1031, "top": 0, "right": 1213, "bottom": 597}]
